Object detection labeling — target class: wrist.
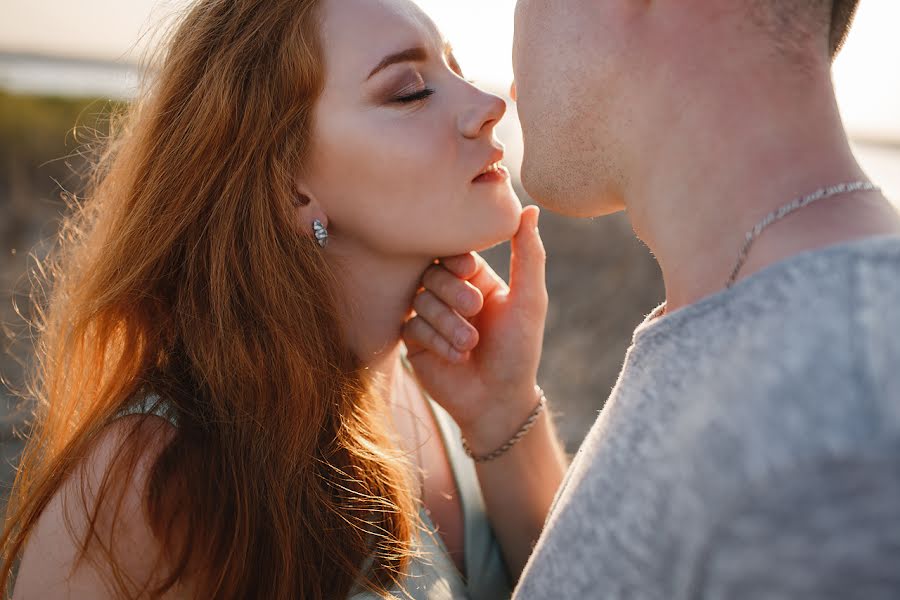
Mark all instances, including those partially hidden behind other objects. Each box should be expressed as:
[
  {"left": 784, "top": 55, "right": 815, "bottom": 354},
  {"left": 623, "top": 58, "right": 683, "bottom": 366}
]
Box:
[{"left": 459, "top": 384, "right": 546, "bottom": 459}]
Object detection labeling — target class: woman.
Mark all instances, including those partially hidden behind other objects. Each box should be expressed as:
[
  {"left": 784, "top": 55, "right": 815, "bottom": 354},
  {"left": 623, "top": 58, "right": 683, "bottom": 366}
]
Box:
[{"left": 1, "top": 0, "right": 567, "bottom": 598}]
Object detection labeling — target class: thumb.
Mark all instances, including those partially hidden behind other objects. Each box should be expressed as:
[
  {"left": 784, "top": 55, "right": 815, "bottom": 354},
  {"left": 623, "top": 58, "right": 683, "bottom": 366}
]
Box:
[{"left": 509, "top": 205, "right": 547, "bottom": 308}]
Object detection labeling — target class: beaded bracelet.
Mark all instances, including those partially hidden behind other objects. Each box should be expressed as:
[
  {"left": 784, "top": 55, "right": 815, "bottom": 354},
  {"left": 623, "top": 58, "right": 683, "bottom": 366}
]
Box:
[{"left": 461, "top": 388, "right": 548, "bottom": 463}]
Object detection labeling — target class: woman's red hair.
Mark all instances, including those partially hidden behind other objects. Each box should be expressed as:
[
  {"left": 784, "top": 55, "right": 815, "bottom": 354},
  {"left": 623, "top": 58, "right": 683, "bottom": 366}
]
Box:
[{"left": 1, "top": 1, "right": 419, "bottom": 597}]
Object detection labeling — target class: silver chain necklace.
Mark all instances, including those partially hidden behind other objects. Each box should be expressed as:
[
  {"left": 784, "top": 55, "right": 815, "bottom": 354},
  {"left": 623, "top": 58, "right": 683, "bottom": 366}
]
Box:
[{"left": 726, "top": 180, "right": 880, "bottom": 288}]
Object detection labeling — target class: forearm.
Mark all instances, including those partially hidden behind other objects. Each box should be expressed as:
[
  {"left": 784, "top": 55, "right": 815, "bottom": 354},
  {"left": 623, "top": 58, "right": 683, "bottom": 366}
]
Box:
[{"left": 466, "top": 406, "right": 568, "bottom": 578}]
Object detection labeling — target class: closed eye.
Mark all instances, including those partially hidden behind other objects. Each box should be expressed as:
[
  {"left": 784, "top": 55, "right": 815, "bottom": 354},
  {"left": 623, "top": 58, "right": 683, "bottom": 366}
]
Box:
[{"left": 394, "top": 88, "right": 435, "bottom": 104}]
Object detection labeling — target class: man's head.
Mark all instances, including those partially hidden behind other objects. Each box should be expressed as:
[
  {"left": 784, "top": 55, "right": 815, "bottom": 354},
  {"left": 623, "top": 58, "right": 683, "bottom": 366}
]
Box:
[{"left": 512, "top": 0, "right": 860, "bottom": 218}]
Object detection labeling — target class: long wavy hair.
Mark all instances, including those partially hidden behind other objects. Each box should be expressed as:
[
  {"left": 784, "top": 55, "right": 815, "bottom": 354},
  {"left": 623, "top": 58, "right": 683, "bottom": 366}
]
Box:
[{"left": 0, "top": 0, "right": 419, "bottom": 597}]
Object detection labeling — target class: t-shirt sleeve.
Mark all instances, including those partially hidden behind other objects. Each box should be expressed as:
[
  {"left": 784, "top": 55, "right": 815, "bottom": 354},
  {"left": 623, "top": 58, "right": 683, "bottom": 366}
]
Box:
[{"left": 688, "top": 455, "right": 900, "bottom": 600}]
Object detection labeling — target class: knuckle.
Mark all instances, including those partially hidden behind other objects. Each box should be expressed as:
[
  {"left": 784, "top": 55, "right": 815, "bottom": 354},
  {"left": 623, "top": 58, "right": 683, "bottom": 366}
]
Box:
[
  {"left": 413, "top": 291, "right": 431, "bottom": 314},
  {"left": 539, "top": 289, "right": 550, "bottom": 308},
  {"left": 423, "top": 291, "right": 447, "bottom": 321},
  {"left": 431, "top": 273, "right": 455, "bottom": 301},
  {"left": 459, "top": 252, "right": 478, "bottom": 275},
  {"left": 402, "top": 317, "right": 421, "bottom": 339},
  {"left": 468, "top": 285, "right": 485, "bottom": 311},
  {"left": 428, "top": 327, "right": 446, "bottom": 352},
  {"left": 422, "top": 265, "right": 443, "bottom": 287},
  {"left": 440, "top": 310, "right": 461, "bottom": 335}
]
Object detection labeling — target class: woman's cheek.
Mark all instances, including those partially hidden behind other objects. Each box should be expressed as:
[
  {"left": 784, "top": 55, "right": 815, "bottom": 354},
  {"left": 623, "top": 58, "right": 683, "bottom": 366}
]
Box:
[{"left": 314, "top": 118, "right": 460, "bottom": 244}]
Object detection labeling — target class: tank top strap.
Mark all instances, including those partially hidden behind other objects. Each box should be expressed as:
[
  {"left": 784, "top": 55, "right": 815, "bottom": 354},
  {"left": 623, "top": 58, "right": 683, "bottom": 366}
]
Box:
[
  {"left": 116, "top": 388, "right": 180, "bottom": 428},
  {"left": 399, "top": 344, "right": 511, "bottom": 598}
]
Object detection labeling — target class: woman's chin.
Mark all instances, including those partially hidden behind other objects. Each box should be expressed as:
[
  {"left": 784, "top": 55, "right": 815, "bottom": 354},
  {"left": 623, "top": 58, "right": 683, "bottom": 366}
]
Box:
[
  {"left": 484, "top": 186, "right": 523, "bottom": 225},
  {"left": 425, "top": 192, "right": 522, "bottom": 256},
  {"left": 471, "top": 237, "right": 510, "bottom": 254},
  {"left": 466, "top": 209, "right": 524, "bottom": 254}
]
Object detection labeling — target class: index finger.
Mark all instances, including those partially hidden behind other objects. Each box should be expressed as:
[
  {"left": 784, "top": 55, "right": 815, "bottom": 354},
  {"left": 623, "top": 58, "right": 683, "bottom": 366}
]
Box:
[
  {"left": 438, "top": 253, "right": 478, "bottom": 279},
  {"left": 444, "top": 252, "right": 508, "bottom": 301}
]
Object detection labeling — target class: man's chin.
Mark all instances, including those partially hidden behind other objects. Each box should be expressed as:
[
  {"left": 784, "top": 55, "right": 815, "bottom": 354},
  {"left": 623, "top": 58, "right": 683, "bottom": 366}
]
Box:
[
  {"left": 521, "top": 180, "right": 625, "bottom": 219},
  {"left": 520, "top": 160, "right": 624, "bottom": 218}
]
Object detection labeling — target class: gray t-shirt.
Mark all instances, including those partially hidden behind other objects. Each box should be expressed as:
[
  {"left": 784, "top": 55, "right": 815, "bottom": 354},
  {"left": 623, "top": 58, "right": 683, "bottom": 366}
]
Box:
[{"left": 514, "top": 235, "right": 900, "bottom": 600}]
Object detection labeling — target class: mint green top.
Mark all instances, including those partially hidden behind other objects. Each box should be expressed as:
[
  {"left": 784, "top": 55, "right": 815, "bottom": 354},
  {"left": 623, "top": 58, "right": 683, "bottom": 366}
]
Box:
[{"left": 118, "top": 365, "right": 510, "bottom": 599}]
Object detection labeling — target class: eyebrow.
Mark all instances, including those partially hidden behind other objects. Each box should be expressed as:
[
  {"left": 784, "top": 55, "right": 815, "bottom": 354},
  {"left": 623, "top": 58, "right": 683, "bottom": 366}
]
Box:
[
  {"left": 366, "top": 41, "right": 458, "bottom": 81},
  {"left": 367, "top": 47, "right": 429, "bottom": 80}
]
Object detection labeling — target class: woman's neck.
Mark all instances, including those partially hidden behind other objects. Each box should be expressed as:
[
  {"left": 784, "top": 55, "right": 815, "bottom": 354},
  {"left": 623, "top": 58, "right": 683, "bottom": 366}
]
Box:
[{"left": 327, "top": 242, "right": 433, "bottom": 392}]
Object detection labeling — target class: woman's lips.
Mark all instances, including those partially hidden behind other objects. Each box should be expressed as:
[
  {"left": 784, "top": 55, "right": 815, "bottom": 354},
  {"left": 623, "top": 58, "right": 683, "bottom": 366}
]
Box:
[{"left": 472, "top": 163, "right": 510, "bottom": 184}]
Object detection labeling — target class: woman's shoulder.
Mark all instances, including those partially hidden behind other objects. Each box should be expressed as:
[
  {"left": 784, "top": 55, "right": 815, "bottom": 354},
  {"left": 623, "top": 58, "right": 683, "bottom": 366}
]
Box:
[{"left": 12, "top": 410, "right": 179, "bottom": 598}]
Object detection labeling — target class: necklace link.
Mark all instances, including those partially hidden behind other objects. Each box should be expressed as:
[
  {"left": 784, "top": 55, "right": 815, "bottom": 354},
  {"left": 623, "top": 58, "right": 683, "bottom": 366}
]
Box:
[{"left": 727, "top": 181, "right": 880, "bottom": 288}]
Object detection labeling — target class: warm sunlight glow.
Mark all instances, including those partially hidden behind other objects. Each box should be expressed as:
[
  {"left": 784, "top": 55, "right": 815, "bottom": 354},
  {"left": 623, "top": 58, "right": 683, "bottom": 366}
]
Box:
[
  {"left": 413, "top": 0, "right": 516, "bottom": 86},
  {"left": 833, "top": 1, "right": 900, "bottom": 140}
]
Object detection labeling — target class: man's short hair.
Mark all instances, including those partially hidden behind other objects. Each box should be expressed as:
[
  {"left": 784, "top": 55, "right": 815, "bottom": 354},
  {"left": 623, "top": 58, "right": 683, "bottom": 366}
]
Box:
[
  {"left": 829, "top": 0, "right": 860, "bottom": 58},
  {"left": 755, "top": 0, "right": 860, "bottom": 61}
]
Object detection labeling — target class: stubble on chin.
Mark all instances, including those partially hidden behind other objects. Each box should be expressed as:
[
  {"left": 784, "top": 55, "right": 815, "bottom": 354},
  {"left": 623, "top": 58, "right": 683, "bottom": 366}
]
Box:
[{"left": 519, "top": 89, "right": 628, "bottom": 218}]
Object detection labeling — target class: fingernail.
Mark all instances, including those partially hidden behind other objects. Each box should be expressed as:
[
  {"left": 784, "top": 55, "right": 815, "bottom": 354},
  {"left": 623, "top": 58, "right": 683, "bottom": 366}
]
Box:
[
  {"left": 455, "top": 328, "right": 471, "bottom": 348},
  {"left": 448, "top": 348, "right": 463, "bottom": 362}
]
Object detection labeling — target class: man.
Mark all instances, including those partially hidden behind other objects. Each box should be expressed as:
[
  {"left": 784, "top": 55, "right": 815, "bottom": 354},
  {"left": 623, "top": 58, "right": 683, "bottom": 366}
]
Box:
[{"left": 406, "top": 0, "right": 900, "bottom": 597}]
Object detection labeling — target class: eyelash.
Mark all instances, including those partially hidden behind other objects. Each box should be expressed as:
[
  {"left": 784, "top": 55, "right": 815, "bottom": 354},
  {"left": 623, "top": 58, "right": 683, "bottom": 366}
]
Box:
[{"left": 394, "top": 87, "right": 435, "bottom": 104}]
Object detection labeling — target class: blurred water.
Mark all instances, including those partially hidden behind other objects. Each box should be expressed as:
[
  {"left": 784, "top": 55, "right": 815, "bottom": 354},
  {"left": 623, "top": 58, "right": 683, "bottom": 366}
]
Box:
[{"left": 0, "top": 52, "right": 140, "bottom": 100}]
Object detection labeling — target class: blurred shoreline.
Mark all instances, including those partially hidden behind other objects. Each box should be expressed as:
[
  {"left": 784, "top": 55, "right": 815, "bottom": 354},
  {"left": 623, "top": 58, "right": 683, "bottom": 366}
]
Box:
[
  {"left": 0, "top": 51, "right": 141, "bottom": 101},
  {"left": 0, "top": 52, "right": 140, "bottom": 100}
]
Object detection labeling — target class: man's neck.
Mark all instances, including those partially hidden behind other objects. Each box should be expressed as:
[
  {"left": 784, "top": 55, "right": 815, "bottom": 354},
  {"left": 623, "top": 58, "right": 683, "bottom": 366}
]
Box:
[{"left": 626, "top": 65, "right": 900, "bottom": 316}]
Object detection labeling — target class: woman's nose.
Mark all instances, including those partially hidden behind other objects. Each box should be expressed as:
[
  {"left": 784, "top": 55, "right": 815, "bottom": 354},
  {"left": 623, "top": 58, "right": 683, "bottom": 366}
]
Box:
[{"left": 459, "top": 89, "right": 507, "bottom": 139}]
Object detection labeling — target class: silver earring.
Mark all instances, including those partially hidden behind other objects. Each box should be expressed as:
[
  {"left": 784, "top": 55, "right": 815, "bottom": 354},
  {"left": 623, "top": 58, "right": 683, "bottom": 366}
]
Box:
[{"left": 313, "top": 219, "right": 328, "bottom": 248}]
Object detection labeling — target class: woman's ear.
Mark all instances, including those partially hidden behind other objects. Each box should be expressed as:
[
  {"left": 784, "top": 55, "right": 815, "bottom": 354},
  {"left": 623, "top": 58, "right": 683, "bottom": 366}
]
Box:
[
  {"left": 292, "top": 179, "right": 317, "bottom": 209},
  {"left": 293, "top": 182, "right": 330, "bottom": 242},
  {"left": 292, "top": 192, "right": 311, "bottom": 207}
]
